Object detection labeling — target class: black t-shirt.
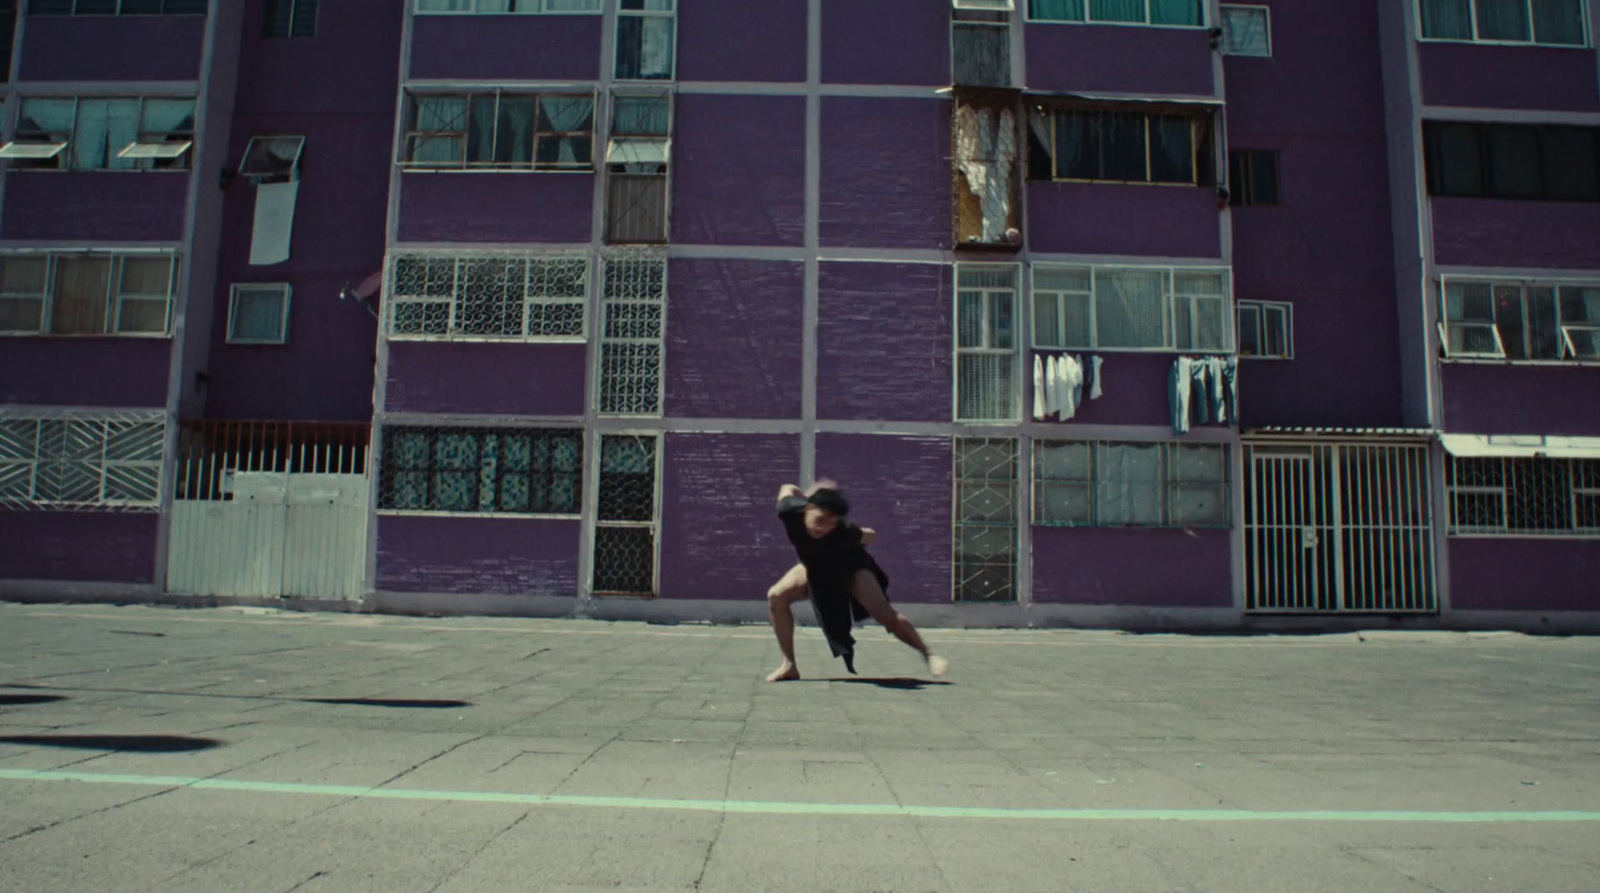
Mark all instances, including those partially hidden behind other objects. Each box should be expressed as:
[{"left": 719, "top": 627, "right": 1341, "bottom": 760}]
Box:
[{"left": 777, "top": 495, "right": 871, "bottom": 592}]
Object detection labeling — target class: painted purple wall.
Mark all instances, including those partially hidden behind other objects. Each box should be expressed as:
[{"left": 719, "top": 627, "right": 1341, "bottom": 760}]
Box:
[
  {"left": 816, "top": 262, "right": 951, "bottom": 422},
  {"left": 397, "top": 174, "right": 593, "bottom": 244},
  {"left": 203, "top": 0, "right": 400, "bottom": 422},
  {"left": 657, "top": 433, "right": 800, "bottom": 601},
  {"left": 671, "top": 95, "right": 805, "bottom": 246},
  {"left": 664, "top": 258, "right": 804, "bottom": 419},
  {"left": 1430, "top": 199, "right": 1600, "bottom": 270},
  {"left": 384, "top": 342, "right": 586, "bottom": 417},
  {"left": 678, "top": 0, "right": 806, "bottom": 82},
  {"left": 1025, "top": 24, "right": 1213, "bottom": 96},
  {"left": 1028, "top": 351, "right": 1193, "bottom": 429},
  {"left": 814, "top": 434, "right": 951, "bottom": 605},
  {"left": 1, "top": 173, "right": 188, "bottom": 242},
  {"left": 820, "top": 98, "right": 950, "bottom": 250},
  {"left": 1032, "top": 527, "right": 1231, "bottom": 607},
  {"left": 1449, "top": 538, "right": 1599, "bottom": 612},
  {"left": 0, "top": 511, "right": 157, "bottom": 583},
  {"left": 376, "top": 515, "right": 580, "bottom": 595},
  {"left": 0, "top": 338, "right": 169, "bottom": 407},
  {"left": 1027, "top": 182, "right": 1220, "bottom": 257},
  {"left": 821, "top": 0, "right": 947, "bottom": 85},
  {"left": 1419, "top": 44, "right": 1600, "bottom": 112},
  {"left": 18, "top": 15, "right": 203, "bottom": 81},
  {"left": 408, "top": 14, "right": 601, "bottom": 81},
  {"left": 1441, "top": 364, "right": 1600, "bottom": 437}
]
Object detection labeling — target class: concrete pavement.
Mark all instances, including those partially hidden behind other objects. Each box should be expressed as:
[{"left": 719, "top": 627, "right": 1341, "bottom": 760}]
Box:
[{"left": 1, "top": 602, "right": 1597, "bottom": 892}]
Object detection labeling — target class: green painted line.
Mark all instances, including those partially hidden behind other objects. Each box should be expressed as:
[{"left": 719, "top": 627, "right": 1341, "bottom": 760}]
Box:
[{"left": 1, "top": 767, "right": 1596, "bottom": 823}]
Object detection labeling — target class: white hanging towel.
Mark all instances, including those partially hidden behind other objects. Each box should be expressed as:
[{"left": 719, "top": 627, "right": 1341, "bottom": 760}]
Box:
[
  {"left": 1057, "top": 354, "right": 1082, "bottom": 421},
  {"left": 1032, "top": 354, "right": 1046, "bottom": 420},
  {"left": 1090, "top": 355, "right": 1104, "bottom": 400},
  {"left": 1044, "top": 355, "right": 1060, "bottom": 418}
]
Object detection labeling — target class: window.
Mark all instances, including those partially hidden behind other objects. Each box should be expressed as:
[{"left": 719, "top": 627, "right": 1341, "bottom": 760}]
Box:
[
  {"left": 1028, "top": 105, "right": 1214, "bottom": 185},
  {"left": 955, "top": 0, "right": 1014, "bottom": 9},
  {"left": 1236, "top": 300, "right": 1292, "bottom": 359},
  {"left": 263, "top": 0, "right": 315, "bottom": 37},
  {"left": 598, "top": 251, "right": 665, "bottom": 415},
  {"left": 1419, "top": 0, "right": 1587, "bottom": 46},
  {"left": 1026, "top": 0, "right": 1202, "bottom": 26},
  {"left": 415, "top": 0, "right": 601, "bottom": 12},
  {"left": 1035, "top": 440, "right": 1229, "bottom": 528},
  {"left": 954, "top": 438, "right": 1018, "bottom": 603},
  {"left": 238, "top": 135, "right": 305, "bottom": 182},
  {"left": 228, "top": 284, "right": 291, "bottom": 344},
  {"left": 615, "top": 0, "right": 675, "bottom": 81},
  {"left": 1032, "top": 264, "right": 1232, "bottom": 351},
  {"left": 1, "top": 96, "right": 195, "bottom": 170},
  {"left": 27, "top": 0, "right": 206, "bottom": 14},
  {"left": 402, "top": 91, "right": 594, "bottom": 171},
  {"left": 956, "top": 265, "right": 1020, "bottom": 422},
  {"left": 953, "top": 22, "right": 1011, "bottom": 87},
  {"left": 388, "top": 252, "right": 588, "bottom": 341},
  {"left": 594, "top": 434, "right": 659, "bottom": 596},
  {"left": 1424, "top": 121, "right": 1600, "bottom": 201},
  {"left": 1219, "top": 4, "right": 1270, "bottom": 55},
  {"left": 1442, "top": 279, "right": 1600, "bottom": 360},
  {"left": 605, "top": 94, "right": 671, "bottom": 244},
  {"left": 1449, "top": 456, "right": 1600, "bottom": 535},
  {"left": 0, "top": 412, "right": 164, "bottom": 509},
  {"left": 378, "top": 426, "right": 582, "bottom": 515},
  {"left": 0, "top": 251, "right": 177, "bottom": 336},
  {"left": 1227, "top": 149, "right": 1279, "bottom": 205},
  {"left": 954, "top": 97, "right": 1022, "bottom": 246}
]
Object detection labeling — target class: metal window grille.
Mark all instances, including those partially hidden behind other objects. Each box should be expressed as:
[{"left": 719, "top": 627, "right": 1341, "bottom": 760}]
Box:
[
  {"left": 173, "top": 420, "right": 368, "bottom": 501},
  {"left": 593, "top": 434, "right": 658, "bottom": 595},
  {"left": 598, "top": 249, "right": 666, "bottom": 416},
  {"left": 952, "top": 22, "right": 1011, "bottom": 88},
  {"left": 1448, "top": 455, "right": 1600, "bottom": 536},
  {"left": 378, "top": 425, "right": 582, "bottom": 515},
  {"left": 388, "top": 251, "right": 588, "bottom": 341},
  {"left": 0, "top": 409, "right": 164, "bottom": 510},
  {"left": 1243, "top": 441, "right": 1436, "bottom": 613},
  {"left": 956, "top": 265, "right": 1019, "bottom": 421},
  {"left": 1034, "top": 440, "right": 1229, "bottom": 528},
  {"left": 1031, "top": 264, "right": 1232, "bottom": 352},
  {"left": 954, "top": 437, "right": 1018, "bottom": 602}
]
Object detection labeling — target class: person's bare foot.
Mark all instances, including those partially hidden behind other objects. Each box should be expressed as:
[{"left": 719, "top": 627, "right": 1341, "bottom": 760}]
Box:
[
  {"left": 926, "top": 654, "right": 949, "bottom": 677},
  {"left": 765, "top": 662, "right": 800, "bottom": 682}
]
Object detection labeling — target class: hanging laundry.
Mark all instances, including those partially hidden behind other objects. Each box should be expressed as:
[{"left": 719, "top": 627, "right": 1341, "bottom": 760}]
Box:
[
  {"left": 1070, "top": 354, "right": 1085, "bottom": 410},
  {"left": 1205, "top": 356, "right": 1228, "bottom": 424},
  {"left": 1190, "top": 357, "right": 1211, "bottom": 425},
  {"left": 1032, "top": 354, "right": 1046, "bottom": 421},
  {"left": 1057, "top": 354, "right": 1083, "bottom": 421},
  {"left": 1169, "top": 356, "right": 1192, "bottom": 435},
  {"left": 1222, "top": 357, "right": 1239, "bottom": 424},
  {"left": 1089, "top": 355, "right": 1104, "bottom": 400},
  {"left": 1044, "top": 355, "right": 1061, "bottom": 418}
]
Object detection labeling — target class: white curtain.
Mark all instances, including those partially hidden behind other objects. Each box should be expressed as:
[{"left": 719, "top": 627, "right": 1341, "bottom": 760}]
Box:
[
  {"left": 1094, "top": 269, "right": 1166, "bottom": 348},
  {"left": 1090, "top": 0, "right": 1143, "bottom": 23},
  {"left": 1533, "top": 0, "right": 1586, "bottom": 44},
  {"left": 412, "top": 96, "right": 467, "bottom": 164},
  {"left": 1030, "top": 0, "right": 1084, "bottom": 19},
  {"left": 73, "top": 99, "right": 138, "bottom": 170},
  {"left": 1095, "top": 443, "right": 1163, "bottom": 526},
  {"left": 1149, "top": 0, "right": 1199, "bottom": 26},
  {"left": 1475, "top": 0, "right": 1529, "bottom": 40},
  {"left": 1420, "top": 0, "right": 1472, "bottom": 39}
]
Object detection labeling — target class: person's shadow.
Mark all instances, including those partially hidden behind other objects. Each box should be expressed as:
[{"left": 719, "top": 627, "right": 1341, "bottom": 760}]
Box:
[{"left": 826, "top": 677, "right": 953, "bottom": 690}]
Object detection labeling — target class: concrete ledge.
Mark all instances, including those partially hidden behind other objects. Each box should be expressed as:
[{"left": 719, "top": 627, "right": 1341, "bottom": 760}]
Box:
[
  {"left": 1443, "top": 609, "right": 1600, "bottom": 635},
  {"left": 0, "top": 580, "right": 359, "bottom": 614}
]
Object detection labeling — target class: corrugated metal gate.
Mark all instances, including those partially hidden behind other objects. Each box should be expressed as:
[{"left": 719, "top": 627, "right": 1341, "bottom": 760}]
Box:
[
  {"left": 1243, "top": 441, "right": 1437, "bottom": 613},
  {"left": 166, "top": 422, "right": 369, "bottom": 600}
]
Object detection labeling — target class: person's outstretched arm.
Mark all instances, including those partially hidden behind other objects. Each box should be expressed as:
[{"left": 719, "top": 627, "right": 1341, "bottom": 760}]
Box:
[{"left": 777, "top": 483, "right": 803, "bottom": 502}]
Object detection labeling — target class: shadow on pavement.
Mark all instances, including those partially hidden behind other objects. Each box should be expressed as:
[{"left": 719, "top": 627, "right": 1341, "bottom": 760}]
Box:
[
  {"left": 827, "top": 677, "right": 953, "bottom": 690},
  {"left": 107, "top": 630, "right": 167, "bottom": 637},
  {"left": 0, "top": 684, "right": 473, "bottom": 710},
  {"left": 303, "top": 698, "right": 472, "bottom": 709},
  {"left": 0, "top": 734, "right": 222, "bottom": 753},
  {"left": 0, "top": 694, "right": 68, "bottom": 706}
]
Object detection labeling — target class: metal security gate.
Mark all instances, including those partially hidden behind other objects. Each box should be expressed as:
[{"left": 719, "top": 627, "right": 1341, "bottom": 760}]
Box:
[
  {"left": 166, "top": 422, "right": 369, "bottom": 599},
  {"left": 1243, "top": 441, "right": 1436, "bottom": 613}
]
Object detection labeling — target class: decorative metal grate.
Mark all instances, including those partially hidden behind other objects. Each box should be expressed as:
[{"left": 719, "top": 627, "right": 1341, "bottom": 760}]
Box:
[
  {"left": 955, "top": 265, "right": 1020, "bottom": 422},
  {"left": 388, "top": 251, "right": 589, "bottom": 341},
  {"left": 378, "top": 425, "right": 582, "bottom": 515},
  {"left": 0, "top": 409, "right": 165, "bottom": 510},
  {"left": 173, "top": 420, "right": 369, "bottom": 501},
  {"left": 597, "top": 249, "right": 666, "bottom": 416},
  {"left": 1449, "top": 456, "right": 1600, "bottom": 536},
  {"left": 953, "top": 437, "right": 1018, "bottom": 602},
  {"left": 594, "top": 434, "right": 658, "bottom": 595}
]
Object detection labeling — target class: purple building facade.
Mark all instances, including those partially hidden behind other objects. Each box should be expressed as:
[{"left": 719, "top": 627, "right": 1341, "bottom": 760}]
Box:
[{"left": 2, "top": 0, "right": 1597, "bottom": 631}]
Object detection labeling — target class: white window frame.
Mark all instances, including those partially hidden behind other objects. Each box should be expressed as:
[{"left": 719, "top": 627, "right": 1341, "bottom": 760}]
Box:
[
  {"left": 1236, "top": 299, "right": 1293, "bottom": 359},
  {"left": 1031, "top": 264, "right": 1233, "bottom": 353},
  {"left": 954, "top": 0, "right": 1014, "bottom": 9},
  {"left": 1033, "top": 439, "right": 1231, "bottom": 529},
  {"left": 1024, "top": 0, "right": 1206, "bottom": 27},
  {"left": 1448, "top": 455, "right": 1600, "bottom": 537},
  {"left": 592, "top": 431, "right": 663, "bottom": 597},
  {"left": 604, "top": 92, "right": 673, "bottom": 244},
  {"left": 596, "top": 251, "right": 667, "bottom": 417},
  {"left": 238, "top": 135, "right": 306, "bottom": 181},
  {"left": 1441, "top": 276, "right": 1600, "bottom": 363},
  {"left": 614, "top": 0, "right": 677, "bottom": 81},
  {"left": 1416, "top": 0, "right": 1591, "bottom": 48},
  {"left": 5, "top": 95, "right": 196, "bottom": 171},
  {"left": 0, "top": 410, "right": 166, "bottom": 511},
  {"left": 1219, "top": 4, "right": 1271, "bottom": 56},
  {"left": 413, "top": 0, "right": 602, "bottom": 14},
  {"left": 399, "top": 90, "right": 596, "bottom": 172},
  {"left": 386, "top": 251, "right": 590, "bottom": 343},
  {"left": 0, "top": 250, "right": 178, "bottom": 337},
  {"left": 227, "top": 283, "right": 293, "bottom": 345},
  {"left": 955, "top": 263, "right": 1022, "bottom": 423}
]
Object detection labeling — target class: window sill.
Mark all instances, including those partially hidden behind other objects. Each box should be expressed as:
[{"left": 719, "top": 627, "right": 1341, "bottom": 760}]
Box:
[
  {"left": 1416, "top": 37, "right": 1591, "bottom": 50},
  {"left": 1448, "top": 531, "right": 1600, "bottom": 540},
  {"left": 399, "top": 166, "right": 595, "bottom": 175},
  {"left": 0, "top": 331, "right": 172, "bottom": 339},
  {"left": 1440, "top": 357, "right": 1600, "bottom": 367},
  {"left": 414, "top": 10, "right": 602, "bottom": 16},
  {"left": 376, "top": 510, "right": 582, "bottom": 521},
  {"left": 1239, "top": 353, "right": 1293, "bottom": 361},
  {"left": 1030, "top": 346, "right": 1235, "bottom": 355},
  {"left": 1033, "top": 177, "right": 1203, "bottom": 188},
  {"left": 7, "top": 168, "right": 191, "bottom": 174},
  {"left": 387, "top": 334, "right": 586, "bottom": 344},
  {"left": 1023, "top": 19, "right": 1207, "bottom": 30}
]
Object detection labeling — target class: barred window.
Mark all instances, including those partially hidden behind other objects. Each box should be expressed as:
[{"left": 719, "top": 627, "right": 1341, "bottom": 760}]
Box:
[
  {"left": 1032, "top": 264, "right": 1231, "bottom": 352},
  {"left": 402, "top": 91, "right": 594, "bottom": 171},
  {"left": 378, "top": 426, "right": 582, "bottom": 515},
  {"left": 0, "top": 251, "right": 178, "bottom": 336},
  {"left": 594, "top": 434, "right": 658, "bottom": 595},
  {"left": 954, "top": 438, "right": 1018, "bottom": 602},
  {"left": 1442, "top": 280, "right": 1600, "bottom": 361},
  {"left": 1034, "top": 440, "right": 1229, "bottom": 528},
  {"left": 598, "top": 250, "right": 665, "bottom": 415},
  {"left": 0, "top": 413, "right": 165, "bottom": 509},
  {"left": 388, "top": 252, "right": 588, "bottom": 341},
  {"left": 1449, "top": 456, "right": 1600, "bottom": 536},
  {"left": 956, "top": 264, "right": 1020, "bottom": 422}
]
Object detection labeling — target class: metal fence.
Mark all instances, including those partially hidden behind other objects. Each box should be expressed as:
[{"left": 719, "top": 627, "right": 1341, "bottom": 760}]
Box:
[
  {"left": 1449, "top": 455, "right": 1600, "bottom": 536},
  {"left": 175, "top": 420, "right": 369, "bottom": 501}
]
